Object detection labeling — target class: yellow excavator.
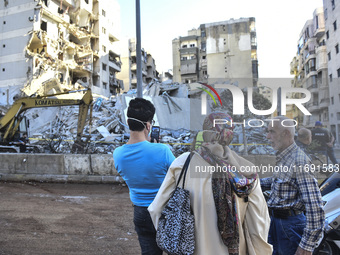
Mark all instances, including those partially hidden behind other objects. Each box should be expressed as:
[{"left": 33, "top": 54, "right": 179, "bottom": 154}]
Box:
[{"left": 0, "top": 89, "right": 93, "bottom": 153}]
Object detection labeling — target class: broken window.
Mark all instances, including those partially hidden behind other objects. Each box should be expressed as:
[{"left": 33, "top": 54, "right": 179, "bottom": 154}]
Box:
[
  {"left": 190, "top": 44, "right": 195, "bottom": 48},
  {"left": 103, "top": 82, "right": 107, "bottom": 89},
  {"left": 85, "top": 0, "right": 89, "bottom": 4},
  {"left": 334, "top": 21, "right": 337, "bottom": 31},
  {"left": 102, "top": 63, "right": 107, "bottom": 71}
]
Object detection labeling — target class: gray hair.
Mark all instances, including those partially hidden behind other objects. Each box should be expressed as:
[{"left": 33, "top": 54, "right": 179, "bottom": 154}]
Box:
[{"left": 271, "top": 116, "right": 296, "bottom": 138}]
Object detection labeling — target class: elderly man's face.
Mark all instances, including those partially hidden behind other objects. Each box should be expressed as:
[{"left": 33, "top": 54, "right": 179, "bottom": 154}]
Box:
[{"left": 266, "top": 123, "right": 286, "bottom": 152}]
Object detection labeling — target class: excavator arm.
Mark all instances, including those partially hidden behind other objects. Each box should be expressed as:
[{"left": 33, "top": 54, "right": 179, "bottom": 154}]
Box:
[{"left": 0, "top": 89, "right": 93, "bottom": 146}]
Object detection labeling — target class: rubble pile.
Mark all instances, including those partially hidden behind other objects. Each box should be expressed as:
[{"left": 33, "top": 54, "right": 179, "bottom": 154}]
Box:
[
  {"left": 230, "top": 125, "right": 275, "bottom": 155},
  {"left": 23, "top": 82, "right": 275, "bottom": 156}
]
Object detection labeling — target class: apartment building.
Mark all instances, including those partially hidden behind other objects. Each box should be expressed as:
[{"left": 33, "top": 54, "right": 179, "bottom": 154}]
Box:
[
  {"left": 172, "top": 18, "right": 258, "bottom": 88},
  {"left": 323, "top": 0, "right": 340, "bottom": 140},
  {"left": 0, "top": 0, "right": 122, "bottom": 106},
  {"left": 290, "top": 8, "right": 329, "bottom": 128},
  {"left": 117, "top": 38, "right": 159, "bottom": 92}
]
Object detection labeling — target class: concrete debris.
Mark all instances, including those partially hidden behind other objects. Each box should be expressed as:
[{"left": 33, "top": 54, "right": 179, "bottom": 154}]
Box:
[{"left": 21, "top": 81, "right": 274, "bottom": 156}]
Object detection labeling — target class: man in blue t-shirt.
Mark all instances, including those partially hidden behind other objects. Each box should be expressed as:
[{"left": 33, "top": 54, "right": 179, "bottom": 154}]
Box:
[{"left": 113, "top": 98, "right": 175, "bottom": 255}]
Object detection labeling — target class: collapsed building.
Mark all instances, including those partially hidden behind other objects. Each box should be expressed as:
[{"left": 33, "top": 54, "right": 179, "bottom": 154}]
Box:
[
  {"left": 23, "top": 81, "right": 275, "bottom": 157},
  {"left": 0, "top": 0, "right": 122, "bottom": 105}
]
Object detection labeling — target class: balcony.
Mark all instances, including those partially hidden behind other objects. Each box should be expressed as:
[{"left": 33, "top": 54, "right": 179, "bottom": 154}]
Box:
[
  {"left": 319, "top": 98, "right": 330, "bottom": 109},
  {"left": 108, "top": 60, "right": 121, "bottom": 72},
  {"left": 314, "top": 27, "right": 325, "bottom": 39},
  {"left": 131, "top": 63, "right": 137, "bottom": 71},
  {"left": 109, "top": 76, "right": 119, "bottom": 87},
  {"left": 307, "top": 83, "right": 318, "bottom": 93},
  {"left": 179, "top": 47, "right": 198, "bottom": 54},
  {"left": 180, "top": 63, "right": 197, "bottom": 75},
  {"left": 308, "top": 102, "right": 319, "bottom": 113}
]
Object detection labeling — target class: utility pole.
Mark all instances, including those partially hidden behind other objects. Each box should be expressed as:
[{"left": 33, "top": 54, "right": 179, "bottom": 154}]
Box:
[{"left": 136, "top": 0, "right": 142, "bottom": 98}]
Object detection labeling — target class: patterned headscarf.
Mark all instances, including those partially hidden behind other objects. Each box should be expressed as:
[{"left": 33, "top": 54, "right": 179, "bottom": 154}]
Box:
[{"left": 196, "top": 112, "right": 257, "bottom": 255}]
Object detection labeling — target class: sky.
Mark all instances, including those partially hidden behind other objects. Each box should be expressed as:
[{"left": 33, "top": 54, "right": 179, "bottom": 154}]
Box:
[{"left": 117, "top": 0, "right": 324, "bottom": 78}]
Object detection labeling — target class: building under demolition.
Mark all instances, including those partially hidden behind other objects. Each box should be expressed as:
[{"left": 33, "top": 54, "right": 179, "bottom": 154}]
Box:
[
  {"left": 0, "top": 0, "right": 122, "bottom": 106},
  {"left": 172, "top": 18, "right": 259, "bottom": 88}
]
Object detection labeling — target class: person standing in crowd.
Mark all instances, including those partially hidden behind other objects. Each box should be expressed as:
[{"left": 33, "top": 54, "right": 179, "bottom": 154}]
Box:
[
  {"left": 149, "top": 112, "right": 272, "bottom": 255},
  {"left": 113, "top": 98, "right": 175, "bottom": 255},
  {"left": 261, "top": 116, "right": 325, "bottom": 255},
  {"left": 296, "top": 128, "right": 312, "bottom": 156},
  {"left": 312, "top": 121, "right": 330, "bottom": 152},
  {"left": 326, "top": 131, "right": 338, "bottom": 165}
]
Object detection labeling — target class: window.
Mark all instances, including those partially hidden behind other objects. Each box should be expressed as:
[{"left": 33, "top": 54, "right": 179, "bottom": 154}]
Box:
[
  {"left": 315, "top": 15, "right": 319, "bottom": 29},
  {"left": 41, "top": 21, "right": 47, "bottom": 32},
  {"left": 328, "top": 52, "right": 331, "bottom": 61},
  {"left": 2, "top": 44, "right": 5, "bottom": 48},
  {"left": 102, "top": 27, "right": 106, "bottom": 34},
  {"left": 84, "top": 0, "right": 89, "bottom": 4},
  {"left": 331, "top": 97, "right": 334, "bottom": 104},
  {"left": 3, "top": 21, "right": 5, "bottom": 25},
  {"left": 102, "top": 9, "right": 106, "bottom": 17},
  {"left": 326, "top": 30, "right": 329, "bottom": 39},
  {"left": 338, "top": 68, "right": 340, "bottom": 78},
  {"left": 102, "top": 63, "right": 107, "bottom": 71},
  {"left": 202, "top": 56, "right": 206, "bottom": 60},
  {"left": 332, "top": 0, "right": 335, "bottom": 10},
  {"left": 190, "top": 44, "right": 195, "bottom": 48},
  {"left": 336, "top": 44, "right": 339, "bottom": 54},
  {"left": 182, "top": 45, "right": 187, "bottom": 48},
  {"left": 103, "top": 82, "right": 107, "bottom": 89},
  {"left": 2, "top": 68, "right": 5, "bottom": 72},
  {"left": 102, "top": 45, "right": 106, "bottom": 52},
  {"left": 334, "top": 21, "right": 337, "bottom": 31},
  {"left": 337, "top": 113, "right": 340, "bottom": 121},
  {"left": 325, "top": 8, "right": 328, "bottom": 20},
  {"left": 330, "top": 74, "right": 333, "bottom": 82}
]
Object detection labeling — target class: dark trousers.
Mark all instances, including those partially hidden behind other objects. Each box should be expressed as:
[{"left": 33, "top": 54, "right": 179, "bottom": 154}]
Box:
[
  {"left": 327, "top": 146, "right": 338, "bottom": 165},
  {"left": 268, "top": 213, "right": 306, "bottom": 255},
  {"left": 133, "top": 205, "right": 163, "bottom": 255}
]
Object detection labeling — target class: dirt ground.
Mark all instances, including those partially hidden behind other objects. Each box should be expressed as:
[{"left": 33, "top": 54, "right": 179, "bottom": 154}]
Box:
[{"left": 0, "top": 181, "right": 141, "bottom": 255}]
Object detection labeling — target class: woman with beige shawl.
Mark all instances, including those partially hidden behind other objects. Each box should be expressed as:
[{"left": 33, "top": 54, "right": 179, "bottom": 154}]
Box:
[{"left": 148, "top": 112, "right": 272, "bottom": 255}]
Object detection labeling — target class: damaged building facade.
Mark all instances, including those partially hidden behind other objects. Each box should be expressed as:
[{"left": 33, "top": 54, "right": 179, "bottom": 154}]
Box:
[
  {"left": 172, "top": 18, "right": 259, "bottom": 88},
  {"left": 0, "top": 0, "right": 122, "bottom": 105},
  {"left": 117, "top": 38, "right": 159, "bottom": 93}
]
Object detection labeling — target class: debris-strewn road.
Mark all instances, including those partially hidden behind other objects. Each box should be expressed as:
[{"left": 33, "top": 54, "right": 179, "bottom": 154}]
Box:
[{"left": 0, "top": 182, "right": 141, "bottom": 255}]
